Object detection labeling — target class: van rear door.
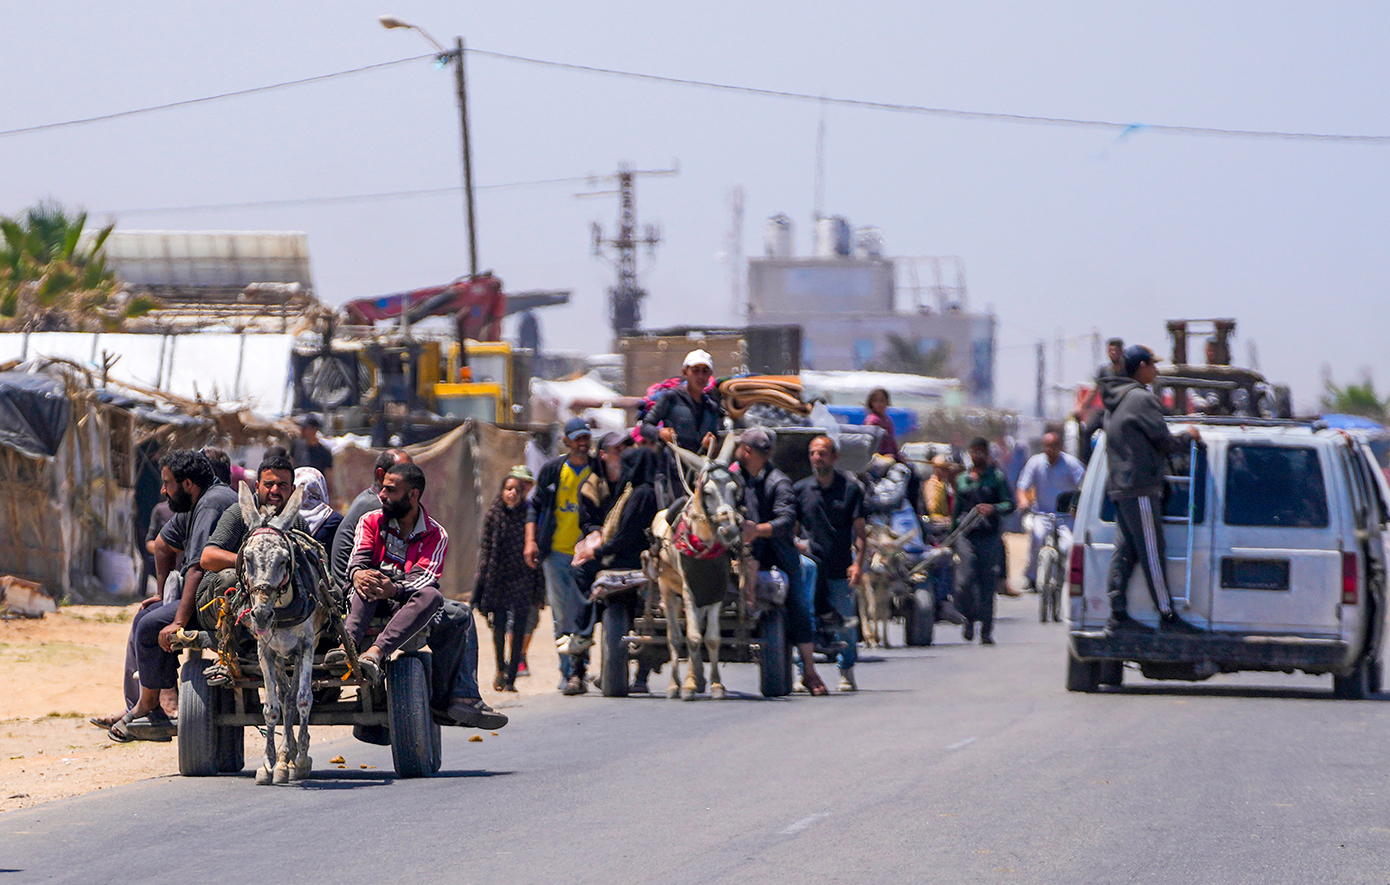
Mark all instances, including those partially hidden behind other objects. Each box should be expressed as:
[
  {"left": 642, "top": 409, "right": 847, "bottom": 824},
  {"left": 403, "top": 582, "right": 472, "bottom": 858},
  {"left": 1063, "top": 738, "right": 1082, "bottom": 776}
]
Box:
[{"left": 1210, "top": 441, "right": 1342, "bottom": 634}]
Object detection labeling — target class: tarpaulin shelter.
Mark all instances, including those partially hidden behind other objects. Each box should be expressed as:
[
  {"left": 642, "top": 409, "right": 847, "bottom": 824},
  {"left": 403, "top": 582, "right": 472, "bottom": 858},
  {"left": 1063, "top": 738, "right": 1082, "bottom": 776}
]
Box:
[{"left": 331, "top": 421, "right": 531, "bottom": 602}]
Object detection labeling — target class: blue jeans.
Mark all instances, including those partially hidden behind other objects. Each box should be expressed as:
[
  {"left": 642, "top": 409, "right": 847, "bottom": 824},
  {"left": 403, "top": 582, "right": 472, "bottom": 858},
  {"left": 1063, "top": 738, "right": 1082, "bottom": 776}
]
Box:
[
  {"left": 788, "top": 554, "right": 817, "bottom": 647},
  {"left": 825, "top": 578, "right": 858, "bottom": 670},
  {"left": 542, "top": 550, "right": 591, "bottom": 679}
]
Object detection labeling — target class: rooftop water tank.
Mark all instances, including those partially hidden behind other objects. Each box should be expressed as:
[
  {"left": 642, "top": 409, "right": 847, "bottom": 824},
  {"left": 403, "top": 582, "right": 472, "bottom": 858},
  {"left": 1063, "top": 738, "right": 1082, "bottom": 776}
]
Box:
[
  {"left": 854, "top": 226, "right": 884, "bottom": 259},
  {"left": 814, "top": 216, "right": 852, "bottom": 258},
  {"left": 764, "top": 214, "right": 794, "bottom": 258}
]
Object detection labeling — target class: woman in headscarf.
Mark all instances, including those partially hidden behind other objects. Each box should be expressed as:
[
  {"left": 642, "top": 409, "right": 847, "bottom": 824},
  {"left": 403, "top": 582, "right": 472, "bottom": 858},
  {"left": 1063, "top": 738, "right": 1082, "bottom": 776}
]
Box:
[
  {"left": 475, "top": 466, "right": 545, "bottom": 691},
  {"left": 294, "top": 467, "right": 342, "bottom": 549}
]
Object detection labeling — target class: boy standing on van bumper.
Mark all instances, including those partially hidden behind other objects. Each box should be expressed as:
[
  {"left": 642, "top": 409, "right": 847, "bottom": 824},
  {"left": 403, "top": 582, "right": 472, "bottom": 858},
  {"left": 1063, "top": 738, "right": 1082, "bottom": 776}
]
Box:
[{"left": 1099, "top": 346, "right": 1202, "bottom": 633}]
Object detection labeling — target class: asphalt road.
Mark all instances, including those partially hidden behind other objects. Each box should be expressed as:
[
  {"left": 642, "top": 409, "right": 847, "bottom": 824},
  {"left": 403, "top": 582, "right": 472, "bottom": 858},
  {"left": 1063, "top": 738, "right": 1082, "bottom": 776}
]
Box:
[{"left": 6, "top": 595, "right": 1390, "bottom": 885}]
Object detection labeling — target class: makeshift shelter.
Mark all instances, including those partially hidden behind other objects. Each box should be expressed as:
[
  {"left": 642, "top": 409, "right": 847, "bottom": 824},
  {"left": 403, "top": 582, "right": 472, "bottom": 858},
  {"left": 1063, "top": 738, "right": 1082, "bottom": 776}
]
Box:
[{"left": 332, "top": 421, "right": 530, "bottom": 601}]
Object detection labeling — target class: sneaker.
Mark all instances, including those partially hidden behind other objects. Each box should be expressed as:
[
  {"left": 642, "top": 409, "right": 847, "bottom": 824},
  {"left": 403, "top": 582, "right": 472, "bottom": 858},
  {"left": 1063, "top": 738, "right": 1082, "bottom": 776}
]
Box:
[
  {"left": 938, "top": 599, "right": 967, "bottom": 626},
  {"left": 517, "top": 659, "right": 530, "bottom": 677},
  {"left": 631, "top": 677, "right": 649, "bottom": 694},
  {"left": 838, "top": 668, "right": 858, "bottom": 692},
  {"left": 557, "top": 675, "right": 569, "bottom": 692},
  {"left": 981, "top": 635, "right": 996, "bottom": 646},
  {"left": 562, "top": 675, "right": 588, "bottom": 696},
  {"left": 440, "top": 698, "right": 509, "bottom": 729}
]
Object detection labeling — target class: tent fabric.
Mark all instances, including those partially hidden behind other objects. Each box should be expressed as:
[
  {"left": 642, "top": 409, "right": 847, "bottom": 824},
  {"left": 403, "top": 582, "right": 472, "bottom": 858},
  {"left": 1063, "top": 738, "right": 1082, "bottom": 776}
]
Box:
[
  {"left": 0, "top": 371, "right": 71, "bottom": 458},
  {"left": 332, "top": 421, "right": 531, "bottom": 602}
]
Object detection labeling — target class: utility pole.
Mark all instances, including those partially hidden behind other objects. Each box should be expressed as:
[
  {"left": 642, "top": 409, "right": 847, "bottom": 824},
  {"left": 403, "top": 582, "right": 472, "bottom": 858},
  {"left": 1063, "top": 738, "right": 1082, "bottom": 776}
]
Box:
[
  {"left": 727, "top": 186, "right": 745, "bottom": 318},
  {"left": 581, "top": 162, "right": 678, "bottom": 342},
  {"left": 454, "top": 36, "right": 478, "bottom": 279},
  {"left": 1035, "top": 341, "right": 1046, "bottom": 419}
]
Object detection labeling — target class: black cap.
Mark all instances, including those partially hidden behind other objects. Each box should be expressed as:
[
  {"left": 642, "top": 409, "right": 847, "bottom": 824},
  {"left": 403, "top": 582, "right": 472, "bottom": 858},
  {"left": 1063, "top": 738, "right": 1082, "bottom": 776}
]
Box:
[{"left": 1123, "top": 345, "right": 1156, "bottom": 377}]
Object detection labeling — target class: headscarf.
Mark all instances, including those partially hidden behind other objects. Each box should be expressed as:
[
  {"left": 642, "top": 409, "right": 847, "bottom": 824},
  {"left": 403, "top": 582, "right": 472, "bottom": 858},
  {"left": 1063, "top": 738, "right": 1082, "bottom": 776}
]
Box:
[
  {"left": 618, "top": 446, "right": 661, "bottom": 491},
  {"left": 294, "top": 467, "right": 334, "bottom": 535}
]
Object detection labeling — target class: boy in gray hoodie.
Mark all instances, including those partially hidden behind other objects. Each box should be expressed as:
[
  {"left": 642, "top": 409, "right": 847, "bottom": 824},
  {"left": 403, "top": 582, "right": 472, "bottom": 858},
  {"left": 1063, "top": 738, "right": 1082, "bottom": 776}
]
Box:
[{"left": 1099, "top": 345, "right": 1202, "bottom": 633}]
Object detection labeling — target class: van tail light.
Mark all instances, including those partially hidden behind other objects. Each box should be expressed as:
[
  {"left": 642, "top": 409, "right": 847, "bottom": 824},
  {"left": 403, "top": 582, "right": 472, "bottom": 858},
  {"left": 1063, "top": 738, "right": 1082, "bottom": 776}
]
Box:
[
  {"left": 1069, "top": 545, "right": 1085, "bottom": 596},
  {"left": 1342, "top": 552, "right": 1359, "bottom": 605}
]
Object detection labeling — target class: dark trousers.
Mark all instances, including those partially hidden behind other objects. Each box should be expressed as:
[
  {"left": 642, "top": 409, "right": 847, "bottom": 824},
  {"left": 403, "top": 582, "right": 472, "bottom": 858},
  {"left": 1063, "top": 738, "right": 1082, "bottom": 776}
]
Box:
[
  {"left": 133, "top": 599, "right": 181, "bottom": 691},
  {"left": 489, "top": 607, "right": 528, "bottom": 687},
  {"left": 429, "top": 599, "right": 480, "bottom": 708},
  {"left": 346, "top": 585, "right": 444, "bottom": 659},
  {"left": 955, "top": 533, "right": 1004, "bottom": 639},
  {"left": 1108, "top": 494, "right": 1175, "bottom": 619}
]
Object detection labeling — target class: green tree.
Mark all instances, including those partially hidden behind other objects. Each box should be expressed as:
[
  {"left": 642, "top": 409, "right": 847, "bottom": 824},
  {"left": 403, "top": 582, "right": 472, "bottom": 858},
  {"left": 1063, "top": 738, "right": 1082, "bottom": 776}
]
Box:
[
  {"left": 867, "top": 334, "right": 952, "bottom": 377},
  {"left": 0, "top": 201, "right": 154, "bottom": 331},
  {"left": 1321, "top": 377, "right": 1390, "bottom": 424}
]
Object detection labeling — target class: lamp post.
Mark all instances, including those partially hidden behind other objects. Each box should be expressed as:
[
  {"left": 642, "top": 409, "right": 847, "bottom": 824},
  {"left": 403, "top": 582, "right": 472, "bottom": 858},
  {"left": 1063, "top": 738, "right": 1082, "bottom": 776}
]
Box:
[{"left": 380, "top": 16, "right": 478, "bottom": 281}]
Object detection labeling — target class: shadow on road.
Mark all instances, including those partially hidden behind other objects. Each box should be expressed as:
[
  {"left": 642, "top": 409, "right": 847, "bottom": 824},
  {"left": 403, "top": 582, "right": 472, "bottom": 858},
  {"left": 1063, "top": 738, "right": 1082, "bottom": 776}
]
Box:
[{"left": 1109, "top": 684, "right": 1390, "bottom": 702}]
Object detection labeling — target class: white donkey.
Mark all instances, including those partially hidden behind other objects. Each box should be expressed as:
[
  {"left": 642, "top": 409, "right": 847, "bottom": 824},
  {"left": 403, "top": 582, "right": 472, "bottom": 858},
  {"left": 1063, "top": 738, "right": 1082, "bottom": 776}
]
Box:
[
  {"left": 650, "top": 432, "right": 746, "bottom": 700},
  {"left": 236, "top": 483, "right": 329, "bottom": 785}
]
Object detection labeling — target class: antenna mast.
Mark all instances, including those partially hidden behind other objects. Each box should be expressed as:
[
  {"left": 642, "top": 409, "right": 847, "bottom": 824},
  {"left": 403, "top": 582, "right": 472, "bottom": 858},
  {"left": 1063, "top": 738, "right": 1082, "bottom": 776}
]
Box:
[{"left": 582, "top": 161, "right": 678, "bottom": 341}]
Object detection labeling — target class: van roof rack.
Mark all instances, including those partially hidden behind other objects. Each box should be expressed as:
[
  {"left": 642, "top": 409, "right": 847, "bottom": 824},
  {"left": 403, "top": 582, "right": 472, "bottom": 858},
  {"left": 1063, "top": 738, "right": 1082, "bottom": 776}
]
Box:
[{"left": 1163, "top": 415, "right": 1318, "bottom": 429}]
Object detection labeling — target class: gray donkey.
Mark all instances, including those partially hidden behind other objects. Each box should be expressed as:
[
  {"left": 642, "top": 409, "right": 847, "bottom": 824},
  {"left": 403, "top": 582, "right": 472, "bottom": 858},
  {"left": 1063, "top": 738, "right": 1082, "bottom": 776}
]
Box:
[{"left": 236, "top": 482, "right": 328, "bottom": 785}]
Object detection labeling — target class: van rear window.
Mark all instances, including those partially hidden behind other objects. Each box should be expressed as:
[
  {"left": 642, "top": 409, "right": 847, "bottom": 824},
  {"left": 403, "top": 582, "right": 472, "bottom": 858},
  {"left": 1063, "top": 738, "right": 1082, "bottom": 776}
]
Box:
[{"left": 1223, "top": 444, "right": 1329, "bottom": 528}]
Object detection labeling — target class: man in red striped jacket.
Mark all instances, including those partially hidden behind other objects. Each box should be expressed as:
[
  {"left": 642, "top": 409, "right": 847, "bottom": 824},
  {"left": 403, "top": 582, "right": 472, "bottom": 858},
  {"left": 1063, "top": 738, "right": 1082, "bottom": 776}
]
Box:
[{"left": 344, "top": 463, "right": 447, "bottom": 682}]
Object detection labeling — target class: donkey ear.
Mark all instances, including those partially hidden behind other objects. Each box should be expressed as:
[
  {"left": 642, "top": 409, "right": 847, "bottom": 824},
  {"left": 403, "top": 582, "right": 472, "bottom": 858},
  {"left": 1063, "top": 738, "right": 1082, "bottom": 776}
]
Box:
[
  {"left": 715, "top": 429, "right": 737, "bottom": 466},
  {"left": 238, "top": 481, "right": 261, "bottom": 529},
  {"left": 269, "top": 485, "right": 305, "bottom": 532},
  {"left": 670, "top": 444, "right": 706, "bottom": 474}
]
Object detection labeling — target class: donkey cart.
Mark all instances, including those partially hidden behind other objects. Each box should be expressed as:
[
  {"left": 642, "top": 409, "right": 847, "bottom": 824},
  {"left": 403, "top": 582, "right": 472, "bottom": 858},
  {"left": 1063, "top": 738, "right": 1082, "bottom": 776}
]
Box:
[
  {"left": 176, "top": 636, "right": 442, "bottom": 780},
  {"left": 592, "top": 565, "right": 794, "bottom": 699}
]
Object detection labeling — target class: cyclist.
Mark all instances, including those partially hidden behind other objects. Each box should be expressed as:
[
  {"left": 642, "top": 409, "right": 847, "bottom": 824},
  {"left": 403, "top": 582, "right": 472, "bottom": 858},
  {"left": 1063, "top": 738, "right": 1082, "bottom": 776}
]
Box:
[{"left": 1016, "top": 432, "right": 1085, "bottom": 592}]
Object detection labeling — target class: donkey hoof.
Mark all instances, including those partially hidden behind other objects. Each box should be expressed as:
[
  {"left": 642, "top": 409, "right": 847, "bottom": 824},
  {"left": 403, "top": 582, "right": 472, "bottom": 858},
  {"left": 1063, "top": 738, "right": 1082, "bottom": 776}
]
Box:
[
  {"left": 710, "top": 683, "right": 726, "bottom": 700},
  {"left": 255, "top": 766, "right": 273, "bottom": 786},
  {"left": 665, "top": 685, "right": 681, "bottom": 699},
  {"left": 272, "top": 764, "right": 290, "bottom": 785},
  {"left": 291, "top": 758, "right": 312, "bottom": 781}
]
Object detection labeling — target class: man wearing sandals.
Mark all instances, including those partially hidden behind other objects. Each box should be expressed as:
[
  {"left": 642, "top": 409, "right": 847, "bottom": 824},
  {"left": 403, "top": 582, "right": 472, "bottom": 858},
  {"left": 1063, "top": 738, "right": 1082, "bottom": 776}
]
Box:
[{"left": 342, "top": 463, "right": 507, "bottom": 729}]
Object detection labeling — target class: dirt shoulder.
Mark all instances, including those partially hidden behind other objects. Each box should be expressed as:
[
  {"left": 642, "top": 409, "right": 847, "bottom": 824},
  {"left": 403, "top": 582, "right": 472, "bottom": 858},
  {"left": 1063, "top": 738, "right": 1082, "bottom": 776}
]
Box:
[{"left": 0, "top": 604, "right": 561, "bottom": 814}]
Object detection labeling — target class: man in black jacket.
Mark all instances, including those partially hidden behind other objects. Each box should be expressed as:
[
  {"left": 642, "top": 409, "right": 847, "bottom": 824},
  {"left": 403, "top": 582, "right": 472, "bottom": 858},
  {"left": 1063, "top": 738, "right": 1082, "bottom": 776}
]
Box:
[
  {"left": 525, "top": 418, "right": 601, "bottom": 693},
  {"left": 642, "top": 349, "right": 724, "bottom": 504},
  {"left": 1099, "top": 345, "right": 1202, "bottom": 633}
]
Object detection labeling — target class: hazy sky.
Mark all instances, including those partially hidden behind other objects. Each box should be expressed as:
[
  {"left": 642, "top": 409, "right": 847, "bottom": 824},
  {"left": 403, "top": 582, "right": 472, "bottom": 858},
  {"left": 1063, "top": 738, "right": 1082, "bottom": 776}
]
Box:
[{"left": 2, "top": 2, "right": 1387, "bottom": 413}]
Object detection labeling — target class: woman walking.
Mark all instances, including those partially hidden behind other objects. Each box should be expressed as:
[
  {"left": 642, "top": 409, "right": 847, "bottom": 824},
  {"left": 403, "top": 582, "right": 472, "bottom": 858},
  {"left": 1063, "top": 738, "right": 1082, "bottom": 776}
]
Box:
[{"left": 475, "top": 466, "right": 546, "bottom": 691}]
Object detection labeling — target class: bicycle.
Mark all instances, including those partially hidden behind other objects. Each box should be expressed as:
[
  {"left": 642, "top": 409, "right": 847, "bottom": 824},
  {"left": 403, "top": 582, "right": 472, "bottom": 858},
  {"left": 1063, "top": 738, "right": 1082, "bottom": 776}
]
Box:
[{"left": 1032, "top": 511, "right": 1067, "bottom": 623}]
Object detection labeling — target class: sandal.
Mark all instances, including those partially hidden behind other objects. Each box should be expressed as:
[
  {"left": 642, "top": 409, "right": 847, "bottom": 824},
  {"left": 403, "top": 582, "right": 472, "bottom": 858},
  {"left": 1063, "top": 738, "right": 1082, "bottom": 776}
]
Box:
[
  {"left": 108, "top": 710, "right": 176, "bottom": 743},
  {"left": 91, "top": 711, "right": 127, "bottom": 730},
  {"left": 804, "top": 674, "right": 830, "bottom": 697}
]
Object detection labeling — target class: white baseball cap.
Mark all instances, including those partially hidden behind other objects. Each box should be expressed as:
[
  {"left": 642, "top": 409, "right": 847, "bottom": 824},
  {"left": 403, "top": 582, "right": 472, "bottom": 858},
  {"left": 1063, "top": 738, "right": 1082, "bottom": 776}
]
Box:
[{"left": 683, "top": 349, "right": 714, "bottom": 369}]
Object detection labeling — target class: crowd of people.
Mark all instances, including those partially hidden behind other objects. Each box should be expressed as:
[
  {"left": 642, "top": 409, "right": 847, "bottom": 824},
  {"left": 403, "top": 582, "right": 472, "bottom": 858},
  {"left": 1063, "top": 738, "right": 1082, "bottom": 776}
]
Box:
[{"left": 99, "top": 343, "right": 1119, "bottom": 740}]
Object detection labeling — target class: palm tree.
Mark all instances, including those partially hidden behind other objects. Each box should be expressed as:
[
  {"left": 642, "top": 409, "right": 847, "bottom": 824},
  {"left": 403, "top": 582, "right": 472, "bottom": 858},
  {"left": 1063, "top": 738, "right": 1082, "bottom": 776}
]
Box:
[
  {"left": 0, "top": 201, "right": 154, "bottom": 331},
  {"left": 1321, "top": 377, "right": 1390, "bottom": 424},
  {"left": 867, "top": 334, "right": 952, "bottom": 377}
]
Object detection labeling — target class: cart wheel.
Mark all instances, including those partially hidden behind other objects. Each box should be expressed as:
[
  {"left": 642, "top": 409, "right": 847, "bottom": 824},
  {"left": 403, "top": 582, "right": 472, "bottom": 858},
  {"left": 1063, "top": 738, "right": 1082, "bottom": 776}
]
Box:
[
  {"left": 178, "top": 659, "right": 219, "bottom": 777},
  {"left": 1066, "top": 651, "right": 1100, "bottom": 693},
  {"left": 387, "top": 652, "right": 438, "bottom": 777},
  {"left": 215, "top": 687, "right": 247, "bottom": 773},
  {"left": 758, "top": 607, "right": 793, "bottom": 698},
  {"left": 903, "top": 588, "right": 935, "bottom": 647},
  {"left": 601, "top": 602, "right": 632, "bottom": 698}
]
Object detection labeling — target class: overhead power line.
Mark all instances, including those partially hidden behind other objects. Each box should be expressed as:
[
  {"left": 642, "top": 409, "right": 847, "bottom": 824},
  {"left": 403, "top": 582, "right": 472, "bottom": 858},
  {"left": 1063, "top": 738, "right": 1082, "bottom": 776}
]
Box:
[
  {"left": 0, "top": 54, "right": 433, "bottom": 138},
  {"left": 103, "top": 175, "right": 603, "bottom": 215},
  {"left": 3, "top": 46, "right": 1386, "bottom": 145},
  {"left": 471, "top": 48, "right": 1390, "bottom": 144}
]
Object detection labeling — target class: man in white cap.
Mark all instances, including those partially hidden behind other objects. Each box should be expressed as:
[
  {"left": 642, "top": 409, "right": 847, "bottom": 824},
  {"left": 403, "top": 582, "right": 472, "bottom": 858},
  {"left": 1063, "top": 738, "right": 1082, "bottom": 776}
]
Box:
[{"left": 641, "top": 348, "right": 723, "bottom": 455}]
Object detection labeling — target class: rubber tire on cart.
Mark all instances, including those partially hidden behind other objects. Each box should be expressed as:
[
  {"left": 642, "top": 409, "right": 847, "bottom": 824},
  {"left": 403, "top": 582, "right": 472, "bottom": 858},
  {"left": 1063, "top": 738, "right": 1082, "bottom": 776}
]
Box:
[
  {"left": 758, "top": 607, "right": 793, "bottom": 698},
  {"left": 1066, "top": 652, "right": 1100, "bottom": 693},
  {"left": 1333, "top": 656, "right": 1373, "bottom": 700},
  {"left": 902, "top": 587, "right": 935, "bottom": 647},
  {"left": 600, "top": 602, "right": 632, "bottom": 698},
  {"left": 387, "top": 652, "right": 442, "bottom": 777},
  {"left": 178, "top": 659, "right": 219, "bottom": 777},
  {"left": 215, "top": 687, "right": 246, "bottom": 773},
  {"left": 1097, "top": 660, "right": 1124, "bottom": 688}
]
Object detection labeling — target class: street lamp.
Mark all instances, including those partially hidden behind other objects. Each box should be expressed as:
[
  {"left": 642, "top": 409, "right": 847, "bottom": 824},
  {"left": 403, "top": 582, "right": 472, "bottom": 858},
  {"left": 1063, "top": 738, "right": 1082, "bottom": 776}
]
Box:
[{"left": 380, "top": 15, "right": 479, "bottom": 281}]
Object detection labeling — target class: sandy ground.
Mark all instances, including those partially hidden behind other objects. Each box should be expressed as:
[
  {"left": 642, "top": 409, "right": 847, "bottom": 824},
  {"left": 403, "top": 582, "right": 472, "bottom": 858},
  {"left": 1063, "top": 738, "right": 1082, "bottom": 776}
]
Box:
[
  {"left": 1, "top": 534, "right": 1031, "bottom": 815},
  {"left": 0, "top": 603, "right": 564, "bottom": 814}
]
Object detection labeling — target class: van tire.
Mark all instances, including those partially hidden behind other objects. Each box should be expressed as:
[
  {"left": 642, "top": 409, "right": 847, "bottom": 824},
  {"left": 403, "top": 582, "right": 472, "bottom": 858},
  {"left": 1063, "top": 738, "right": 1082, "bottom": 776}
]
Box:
[
  {"left": 1333, "top": 657, "right": 1372, "bottom": 700},
  {"left": 1097, "top": 660, "right": 1124, "bottom": 687},
  {"left": 1066, "top": 652, "right": 1100, "bottom": 693},
  {"left": 1369, "top": 656, "right": 1383, "bottom": 695}
]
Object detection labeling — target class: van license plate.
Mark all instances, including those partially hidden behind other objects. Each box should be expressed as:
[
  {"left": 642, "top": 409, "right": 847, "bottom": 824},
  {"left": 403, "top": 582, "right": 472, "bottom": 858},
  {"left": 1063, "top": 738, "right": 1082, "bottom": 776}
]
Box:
[{"left": 1220, "top": 558, "right": 1290, "bottom": 591}]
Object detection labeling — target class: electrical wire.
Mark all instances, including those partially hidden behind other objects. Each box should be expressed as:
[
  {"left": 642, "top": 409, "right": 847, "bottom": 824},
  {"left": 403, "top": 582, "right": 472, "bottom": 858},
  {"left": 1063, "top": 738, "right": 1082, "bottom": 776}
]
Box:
[
  {"left": 468, "top": 48, "right": 1390, "bottom": 144},
  {"left": 3, "top": 45, "right": 1385, "bottom": 145},
  {"left": 103, "top": 175, "right": 603, "bottom": 215},
  {"left": 0, "top": 54, "right": 433, "bottom": 139}
]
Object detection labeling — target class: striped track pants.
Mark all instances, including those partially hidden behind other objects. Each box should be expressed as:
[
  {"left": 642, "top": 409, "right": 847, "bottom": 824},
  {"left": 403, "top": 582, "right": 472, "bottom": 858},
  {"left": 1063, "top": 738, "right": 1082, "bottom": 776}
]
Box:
[{"left": 1108, "top": 494, "right": 1174, "bottom": 618}]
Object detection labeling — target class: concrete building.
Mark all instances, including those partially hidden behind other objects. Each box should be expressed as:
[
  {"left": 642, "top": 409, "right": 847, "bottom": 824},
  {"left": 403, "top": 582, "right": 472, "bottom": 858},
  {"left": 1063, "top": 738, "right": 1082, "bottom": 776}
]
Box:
[{"left": 746, "top": 217, "right": 996, "bottom": 404}]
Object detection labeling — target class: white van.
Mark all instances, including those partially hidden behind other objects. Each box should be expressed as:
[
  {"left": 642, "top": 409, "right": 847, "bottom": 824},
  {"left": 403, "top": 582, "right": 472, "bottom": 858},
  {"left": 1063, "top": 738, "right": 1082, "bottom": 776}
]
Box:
[{"left": 1066, "top": 418, "right": 1388, "bottom": 697}]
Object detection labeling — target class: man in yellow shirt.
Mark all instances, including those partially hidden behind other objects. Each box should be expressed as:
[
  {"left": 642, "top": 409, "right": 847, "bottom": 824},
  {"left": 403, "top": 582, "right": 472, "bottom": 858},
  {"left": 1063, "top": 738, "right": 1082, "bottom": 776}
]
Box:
[{"left": 525, "top": 418, "right": 598, "bottom": 694}]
